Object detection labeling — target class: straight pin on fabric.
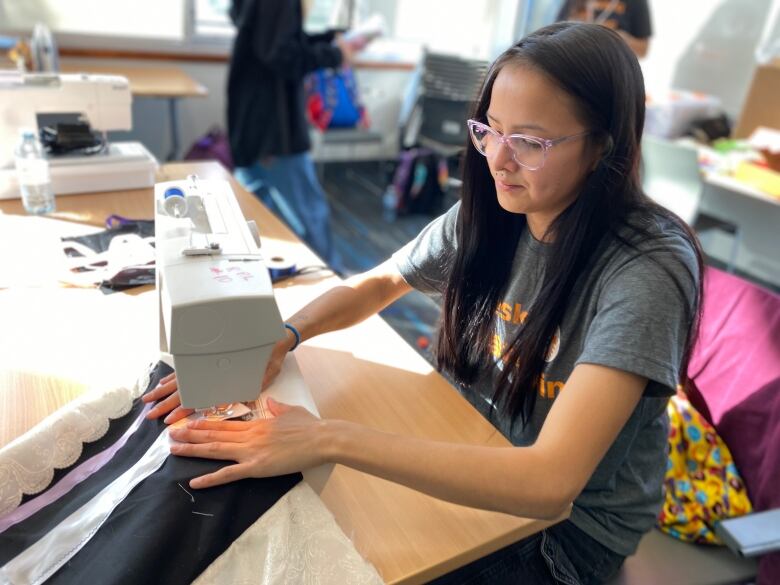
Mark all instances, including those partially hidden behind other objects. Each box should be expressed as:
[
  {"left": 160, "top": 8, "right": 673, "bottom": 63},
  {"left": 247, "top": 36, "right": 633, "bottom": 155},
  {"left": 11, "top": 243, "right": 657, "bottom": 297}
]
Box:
[{"left": 177, "top": 482, "right": 195, "bottom": 502}]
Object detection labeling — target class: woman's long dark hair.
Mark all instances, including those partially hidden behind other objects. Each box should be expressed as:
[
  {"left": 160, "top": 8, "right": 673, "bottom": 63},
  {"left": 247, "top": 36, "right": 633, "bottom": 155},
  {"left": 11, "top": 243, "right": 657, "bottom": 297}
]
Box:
[{"left": 436, "top": 22, "right": 704, "bottom": 425}]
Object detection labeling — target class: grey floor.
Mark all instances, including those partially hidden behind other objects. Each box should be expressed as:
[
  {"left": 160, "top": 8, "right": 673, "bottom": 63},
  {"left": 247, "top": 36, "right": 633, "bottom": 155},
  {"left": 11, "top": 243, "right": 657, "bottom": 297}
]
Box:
[{"left": 322, "top": 161, "right": 452, "bottom": 363}]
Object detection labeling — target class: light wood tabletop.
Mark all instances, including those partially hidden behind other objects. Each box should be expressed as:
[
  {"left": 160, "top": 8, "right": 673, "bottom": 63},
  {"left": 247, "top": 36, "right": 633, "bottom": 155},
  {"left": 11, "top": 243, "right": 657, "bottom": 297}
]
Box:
[
  {"left": 60, "top": 63, "right": 208, "bottom": 99},
  {"left": 0, "top": 161, "right": 560, "bottom": 584}
]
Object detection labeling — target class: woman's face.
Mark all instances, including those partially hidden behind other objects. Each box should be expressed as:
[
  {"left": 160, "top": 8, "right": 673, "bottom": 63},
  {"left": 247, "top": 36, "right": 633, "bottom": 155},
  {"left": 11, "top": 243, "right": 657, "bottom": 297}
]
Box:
[{"left": 483, "top": 64, "right": 600, "bottom": 232}]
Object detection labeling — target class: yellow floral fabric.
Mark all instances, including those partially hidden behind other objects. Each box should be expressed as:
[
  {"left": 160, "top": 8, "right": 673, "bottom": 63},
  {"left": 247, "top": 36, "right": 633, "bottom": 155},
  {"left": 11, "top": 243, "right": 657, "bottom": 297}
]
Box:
[{"left": 657, "top": 395, "right": 753, "bottom": 544}]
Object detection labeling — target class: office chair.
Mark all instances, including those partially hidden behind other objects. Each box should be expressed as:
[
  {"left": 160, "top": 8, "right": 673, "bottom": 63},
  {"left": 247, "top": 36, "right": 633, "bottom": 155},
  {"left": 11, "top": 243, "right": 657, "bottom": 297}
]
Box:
[
  {"left": 641, "top": 136, "right": 741, "bottom": 272},
  {"left": 388, "top": 49, "right": 490, "bottom": 216},
  {"left": 401, "top": 50, "right": 489, "bottom": 157}
]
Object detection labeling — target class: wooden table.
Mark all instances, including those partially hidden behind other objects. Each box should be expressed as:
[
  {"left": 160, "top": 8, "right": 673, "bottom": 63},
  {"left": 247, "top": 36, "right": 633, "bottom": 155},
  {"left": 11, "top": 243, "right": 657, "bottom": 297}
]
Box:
[
  {"left": 61, "top": 62, "right": 208, "bottom": 161},
  {"left": 0, "top": 161, "right": 558, "bottom": 584}
]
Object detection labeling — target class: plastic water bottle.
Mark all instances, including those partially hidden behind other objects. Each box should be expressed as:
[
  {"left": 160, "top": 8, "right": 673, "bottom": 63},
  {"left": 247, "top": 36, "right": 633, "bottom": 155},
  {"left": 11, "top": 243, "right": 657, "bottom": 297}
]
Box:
[
  {"left": 382, "top": 184, "right": 397, "bottom": 222},
  {"left": 15, "top": 130, "right": 55, "bottom": 215}
]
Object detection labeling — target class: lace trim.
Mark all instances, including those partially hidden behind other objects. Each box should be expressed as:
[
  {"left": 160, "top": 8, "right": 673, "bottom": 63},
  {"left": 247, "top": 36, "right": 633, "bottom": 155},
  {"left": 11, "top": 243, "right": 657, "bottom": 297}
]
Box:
[
  {"left": 0, "top": 367, "right": 152, "bottom": 518},
  {"left": 2, "top": 364, "right": 382, "bottom": 583},
  {"left": 192, "top": 482, "right": 384, "bottom": 585}
]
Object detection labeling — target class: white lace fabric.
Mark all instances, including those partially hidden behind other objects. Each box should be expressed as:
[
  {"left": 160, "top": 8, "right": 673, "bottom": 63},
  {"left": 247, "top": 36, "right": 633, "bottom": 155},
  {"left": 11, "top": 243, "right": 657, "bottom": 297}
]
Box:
[
  {"left": 193, "top": 482, "right": 384, "bottom": 585},
  {"left": 0, "top": 368, "right": 151, "bottom": 517}
]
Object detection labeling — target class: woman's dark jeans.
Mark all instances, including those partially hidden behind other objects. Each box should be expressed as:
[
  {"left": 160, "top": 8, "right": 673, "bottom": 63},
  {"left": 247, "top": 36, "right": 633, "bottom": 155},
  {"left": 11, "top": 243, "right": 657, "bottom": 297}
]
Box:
[{"left": 428, "top": 521, "right": 626, "bottom": 585}]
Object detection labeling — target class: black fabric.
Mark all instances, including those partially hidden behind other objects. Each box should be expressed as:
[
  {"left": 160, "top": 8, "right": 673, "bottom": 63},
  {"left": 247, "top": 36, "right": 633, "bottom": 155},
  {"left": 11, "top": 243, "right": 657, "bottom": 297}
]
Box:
[
  {"left": 2, "top": 360, "right": 302, "bottom": 585},
  {"left": 557, "top": 0, "right": 652, "bottom": 39},
  {"left": 227, "top": 0, "right": 343, "bottom": 166},
  {"left": 61, "top": 220, "right": 156, "bottom": 292},
  {"left": 0, "top": 363, "right": 172, "bottom": 562},
  {"left": 47, "top": 448, "right": 301, "bottom": 585},
  {"left": 61, "top": 221, "right": 155, "bottom": 255}
]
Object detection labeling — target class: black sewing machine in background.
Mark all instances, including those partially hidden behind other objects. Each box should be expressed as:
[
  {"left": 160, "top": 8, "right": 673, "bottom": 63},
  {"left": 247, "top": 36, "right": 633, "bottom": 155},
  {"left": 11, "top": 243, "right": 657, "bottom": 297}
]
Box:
[{"left": 36, "top": 112, "right": 106, "bottom": 156}]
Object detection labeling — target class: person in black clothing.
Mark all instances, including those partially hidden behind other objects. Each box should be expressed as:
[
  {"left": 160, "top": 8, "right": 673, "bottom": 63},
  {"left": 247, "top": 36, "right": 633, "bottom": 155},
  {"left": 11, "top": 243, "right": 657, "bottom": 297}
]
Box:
[
  {"left": 557, "top": 0, "right": 652, "bottom": 57},
  {"left": 228, "top": 0, "right": 352, "bottom": 267}
]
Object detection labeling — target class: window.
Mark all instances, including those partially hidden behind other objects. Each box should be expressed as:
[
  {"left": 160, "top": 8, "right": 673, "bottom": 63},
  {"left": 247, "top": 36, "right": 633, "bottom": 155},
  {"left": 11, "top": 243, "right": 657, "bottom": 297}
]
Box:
[
  {"left": 304, "top": 0, "right": 350, "bottom": 33},
  {"left": 0, "top": 0, "right": 185, "bottom": 41},
  {"left": 359, "top": 0, "right": 520, "bottom": 60},
  {"left": 193, "top": 0, "right": 234, "bottom": 39},
  {"left": 0, "top": 0, "right": 519, "bottom": 58},
  {"left": 188, "top": 0, "right": 349, "bottom": 43},
  {"left": 393, "top": 0, "right": 493, "bottom": 58}
]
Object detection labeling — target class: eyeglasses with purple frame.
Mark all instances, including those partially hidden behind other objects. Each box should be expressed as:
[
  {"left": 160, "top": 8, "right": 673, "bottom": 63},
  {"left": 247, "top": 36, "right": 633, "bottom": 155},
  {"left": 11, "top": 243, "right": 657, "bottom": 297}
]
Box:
[{"left": 466, "top": 119, "right": 591, "bottom": 171}]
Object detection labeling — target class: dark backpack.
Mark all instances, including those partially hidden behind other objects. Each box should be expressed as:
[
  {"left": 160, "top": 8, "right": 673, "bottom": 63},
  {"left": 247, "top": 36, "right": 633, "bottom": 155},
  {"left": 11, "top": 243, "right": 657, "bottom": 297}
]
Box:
[
  {"left": 390, "top": 148, "right": 448, "bottom": 215},
  {"left": 184, "top": 127, "right": 234, "bottom": 171}
]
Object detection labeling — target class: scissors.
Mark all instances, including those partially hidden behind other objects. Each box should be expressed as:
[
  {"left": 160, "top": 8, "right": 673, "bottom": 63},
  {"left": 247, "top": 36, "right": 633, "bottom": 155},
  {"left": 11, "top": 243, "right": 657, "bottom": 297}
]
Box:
[{"left": 105, "top": 214, "right": 139, "bottom": 229}]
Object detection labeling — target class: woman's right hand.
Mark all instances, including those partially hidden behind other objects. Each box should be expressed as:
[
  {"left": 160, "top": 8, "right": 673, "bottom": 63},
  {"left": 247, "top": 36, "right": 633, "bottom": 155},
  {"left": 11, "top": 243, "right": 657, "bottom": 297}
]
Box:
[
  {"left": 261, "top": 329, "right": 298, "bottom": 390},
  {"left": 142, "top": 373, "right": 194, "bottom": 424},
  {"left": 144, "top": 329, "right": 297, "bottom": 424}
]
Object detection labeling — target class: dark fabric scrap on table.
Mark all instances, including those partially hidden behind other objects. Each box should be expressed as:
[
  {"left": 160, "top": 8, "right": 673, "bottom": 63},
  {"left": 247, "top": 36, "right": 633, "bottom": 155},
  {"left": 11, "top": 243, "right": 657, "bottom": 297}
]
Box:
[
  {"left": 61, "top": 220, "right": 156, "bottom": 292},
  {"left": 61, "top": 220, "right": 155, "bottom": 255}
]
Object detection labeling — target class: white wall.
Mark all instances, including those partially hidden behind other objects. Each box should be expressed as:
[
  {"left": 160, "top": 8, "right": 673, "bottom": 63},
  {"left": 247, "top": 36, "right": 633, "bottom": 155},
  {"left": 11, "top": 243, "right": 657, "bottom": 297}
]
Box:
[
  {"left": 641, "top": 0, "right": 780, "bottom": 118},
  {"left": 519, "top": 0, "right": 780, "bottom": 120}
]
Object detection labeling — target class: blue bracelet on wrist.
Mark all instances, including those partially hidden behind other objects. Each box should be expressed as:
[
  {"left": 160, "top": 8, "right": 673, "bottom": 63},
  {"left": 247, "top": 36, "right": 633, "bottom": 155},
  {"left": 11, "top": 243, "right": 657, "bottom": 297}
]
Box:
[{"left": 284, "top": 323, "right": 301, "bottom": 351}]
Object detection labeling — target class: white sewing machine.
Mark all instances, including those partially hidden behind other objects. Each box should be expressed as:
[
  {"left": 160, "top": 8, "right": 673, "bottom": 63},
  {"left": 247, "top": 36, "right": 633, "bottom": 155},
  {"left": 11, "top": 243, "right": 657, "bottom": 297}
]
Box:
[
  {"left": 0, "top": 72, "right": 157, "bottom": 199},
  {"left": 155, "top": 175, "right": 286, "bottom": 410}
]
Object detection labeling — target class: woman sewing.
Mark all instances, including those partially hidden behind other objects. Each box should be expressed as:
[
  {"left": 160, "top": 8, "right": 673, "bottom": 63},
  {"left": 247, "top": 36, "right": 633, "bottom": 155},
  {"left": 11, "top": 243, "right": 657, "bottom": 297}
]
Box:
[{"left": 146, "top": 22, "right": 701, "bottom": 584}]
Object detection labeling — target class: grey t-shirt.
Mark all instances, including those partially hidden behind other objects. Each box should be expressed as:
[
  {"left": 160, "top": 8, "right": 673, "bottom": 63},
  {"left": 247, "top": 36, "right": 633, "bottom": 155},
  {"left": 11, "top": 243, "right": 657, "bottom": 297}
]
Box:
[{"left": 393, "top": 201, "right": 698, "bottom": 556}]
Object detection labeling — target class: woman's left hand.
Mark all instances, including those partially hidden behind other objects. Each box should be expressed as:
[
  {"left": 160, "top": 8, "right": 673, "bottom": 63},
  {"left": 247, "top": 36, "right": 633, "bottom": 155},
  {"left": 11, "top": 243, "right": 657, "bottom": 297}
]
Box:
[{"left": 168, "top": 398, "right": 327, "bottom": 489}]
